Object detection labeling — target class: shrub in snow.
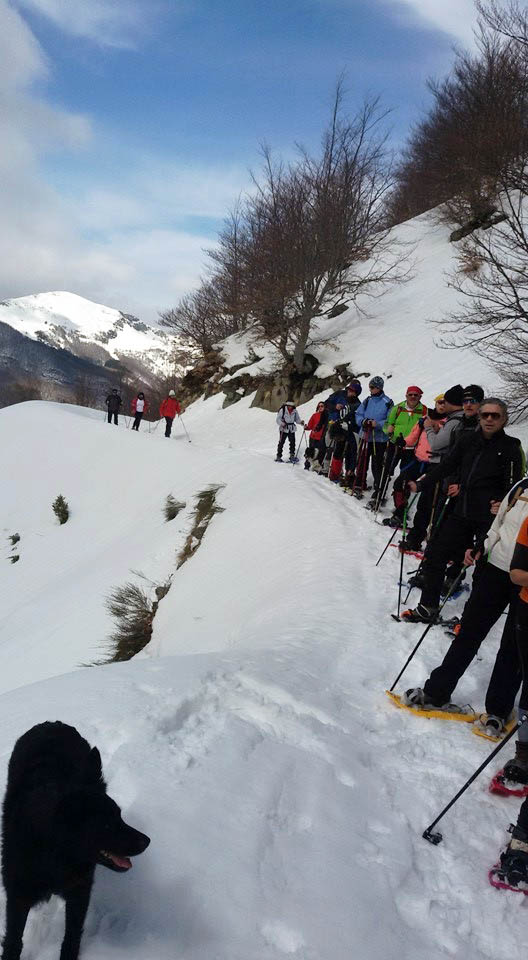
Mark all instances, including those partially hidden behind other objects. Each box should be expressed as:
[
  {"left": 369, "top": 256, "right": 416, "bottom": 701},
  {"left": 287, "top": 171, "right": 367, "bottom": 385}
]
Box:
[
  {"left": 8, "top": 533, "right": 20, "bottom": 546},
  {"left": 176, "top": 485, "right": 225, "bottom": 569},
  {"left": 105, "top": 583, "right": 155, "bottom": 662},
  {"left": 52, "top": 495, "right": 69, "bottom": 525},
  {"left": 164, "top": 495, "right": 186, "bottom": 522},
  {"left": 10, "top": 555, "right": 19, "bottom": 564}
]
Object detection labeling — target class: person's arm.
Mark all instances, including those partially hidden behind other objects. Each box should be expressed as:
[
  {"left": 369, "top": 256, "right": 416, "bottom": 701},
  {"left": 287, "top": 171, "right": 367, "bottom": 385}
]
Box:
[
  {"left": 511, "top": 519, "right": 528, "bottom": 586},
  {"left": 355, "top": 400, "right": 366, "bottom": 430},
  {"left": 426, "top": 417, "right": 457, "bottom": 456},
  {"left": 385, "top": 405, "right": 397, "bottom": 436},
  {"left": 377, "top": 399, "right": 392, "bottom": 431},
  {"left": 410, "top": 434, "right": 467, "bottom": 493}
]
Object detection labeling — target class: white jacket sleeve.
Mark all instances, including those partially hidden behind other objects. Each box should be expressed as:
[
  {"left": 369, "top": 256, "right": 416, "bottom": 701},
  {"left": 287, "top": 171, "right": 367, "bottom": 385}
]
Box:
[{"left": 484, "top": 496, "right": 508, "bottom": 556}]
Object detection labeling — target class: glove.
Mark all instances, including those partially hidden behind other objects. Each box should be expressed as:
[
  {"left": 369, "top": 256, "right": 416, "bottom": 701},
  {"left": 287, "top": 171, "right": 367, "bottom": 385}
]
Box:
[{"left": 395, "top": 434, "right": 406, "bottom": 449}]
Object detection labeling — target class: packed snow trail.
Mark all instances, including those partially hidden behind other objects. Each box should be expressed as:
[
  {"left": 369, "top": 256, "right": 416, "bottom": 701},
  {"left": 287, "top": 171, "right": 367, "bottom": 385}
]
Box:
[{"left": 1, "top": 399, "right": 528, "bottom": 959}]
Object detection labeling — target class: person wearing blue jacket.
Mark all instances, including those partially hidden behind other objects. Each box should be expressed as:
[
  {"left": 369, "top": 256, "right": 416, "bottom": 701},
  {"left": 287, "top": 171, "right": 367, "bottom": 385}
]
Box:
[{"left": 355, "top": 376, "right": 393, "bottom": 506}]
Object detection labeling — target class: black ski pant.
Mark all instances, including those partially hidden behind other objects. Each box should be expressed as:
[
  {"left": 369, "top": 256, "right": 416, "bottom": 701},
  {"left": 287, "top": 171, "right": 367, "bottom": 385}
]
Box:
[
  {"left": 409, "top": 481, "right": 445, "bottom": 546},
  {"left": 306, "top": 437, "right": 326, "bottom": 464},
  {"left": 420, "top": 515, "right": 489, "bottom": 611},
  {"left": 357, "top": 440, "right": 387, "bottom": 493},
  {"left": 165, "top": 416, "right": 174, "bottom": 437},
  {"left": 514, "top": 601, "right": 528, "bottom": 832},
  {"left": 277, "top": 430, "right": 295, "bottom": 459},
  {"left": 423, "top": 560, "right": 521, "bottom": 716},
  {"left": 132, "top": 412, "right": 143, "bottom": 431},
  {"left": 344, "top": 434, "right": 357, "bottom": 474},
  {"left": 107, "top": 410, "right": 118, "bottom": 425}
]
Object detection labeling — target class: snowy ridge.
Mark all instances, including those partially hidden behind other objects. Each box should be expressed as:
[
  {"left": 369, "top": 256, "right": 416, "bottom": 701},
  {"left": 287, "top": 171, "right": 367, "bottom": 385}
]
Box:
[
  {"left": 1, "top": 393, "right": 528, "bottom": 959},
  {"left": 0, "top": 291, "right": 192, "bottom": 379}
]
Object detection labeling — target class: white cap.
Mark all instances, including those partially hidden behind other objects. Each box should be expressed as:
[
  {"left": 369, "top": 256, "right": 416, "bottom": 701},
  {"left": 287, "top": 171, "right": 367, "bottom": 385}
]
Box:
[{"left": 169, "top": 390, "right": 176, "bottom": 397}]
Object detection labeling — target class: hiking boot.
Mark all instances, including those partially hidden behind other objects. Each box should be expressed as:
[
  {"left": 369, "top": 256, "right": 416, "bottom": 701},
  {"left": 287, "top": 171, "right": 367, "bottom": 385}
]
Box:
[
  {"left": 503, "top": 742, "right": 528, "bottom": 785},
  {"left": 275, "top": 456, "right": 283, "bottom": 462},
  {"left": 403, "top": 687, "right": 435, "bottom": 707},
  {"left": 490, "top": 824, "right": 528, "bottom": 892},
  {"left": 400, "top": 603, "right": 438, "bottom": 624},
  {"left": 408, "top": 571, "right": 425, "bottom": 589},
  {"left": 382, "top": 515, "right": 403, "bottom": 528},
  {"left": 477, "top": 714, "right": 506, "bottom": 738},
  {"left": 400, "top": 531, "right": 423, "bottom": 551},
  {"left": 442, "top": 569, "right": 466, "bottom": 596}
]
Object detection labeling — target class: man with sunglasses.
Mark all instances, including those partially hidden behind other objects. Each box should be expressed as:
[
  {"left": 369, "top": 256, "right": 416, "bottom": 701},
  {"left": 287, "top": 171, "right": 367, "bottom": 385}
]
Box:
[{"left": 402, "top": 398, "right": 523, "bottom": 623}]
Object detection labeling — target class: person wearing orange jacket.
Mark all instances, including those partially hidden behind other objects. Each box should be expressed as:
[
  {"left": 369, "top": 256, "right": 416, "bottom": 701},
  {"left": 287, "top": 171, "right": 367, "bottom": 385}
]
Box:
[
  {"left": 159, "top": 390, "right": 181, "bottom": 438},
  {"left": 131, "top": 392, "right": 149, "bottom": 431}
]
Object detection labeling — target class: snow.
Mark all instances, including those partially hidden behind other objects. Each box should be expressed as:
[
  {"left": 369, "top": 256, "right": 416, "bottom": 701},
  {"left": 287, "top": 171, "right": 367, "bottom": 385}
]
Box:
[
  {"left": 1, "top": 210, "right": 528, "bottom": 959},
  {"left": 1, "top": 387, "right": 528, "bottom": 960}
]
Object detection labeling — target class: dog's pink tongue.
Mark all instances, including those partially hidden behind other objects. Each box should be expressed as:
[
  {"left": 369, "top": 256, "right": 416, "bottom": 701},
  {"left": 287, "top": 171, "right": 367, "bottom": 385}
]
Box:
[{"left": 110, "top": 853, "right": 132, "bottom": 870}]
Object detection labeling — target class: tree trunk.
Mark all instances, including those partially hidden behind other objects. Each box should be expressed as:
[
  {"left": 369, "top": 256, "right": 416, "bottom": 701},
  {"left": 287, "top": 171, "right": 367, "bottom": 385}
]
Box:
[{"left": 292, "top": 315, "right": 312, "bottom": 373}]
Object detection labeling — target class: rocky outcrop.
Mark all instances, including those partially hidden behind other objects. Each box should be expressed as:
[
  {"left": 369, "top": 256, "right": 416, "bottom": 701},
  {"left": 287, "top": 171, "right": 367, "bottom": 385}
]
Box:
[{"left": 177, "top": 345, "right": 369, "bottom": 413}]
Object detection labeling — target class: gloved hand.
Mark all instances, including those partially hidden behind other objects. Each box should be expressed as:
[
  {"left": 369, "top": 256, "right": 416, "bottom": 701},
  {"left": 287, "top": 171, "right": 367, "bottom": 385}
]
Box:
[{"left": 395, "top": 434, "right": 406, "bottom": 448}]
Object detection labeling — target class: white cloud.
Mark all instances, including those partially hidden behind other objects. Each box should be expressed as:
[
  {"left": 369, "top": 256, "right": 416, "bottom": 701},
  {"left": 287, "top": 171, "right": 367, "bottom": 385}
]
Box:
[
  {"left": 0, "top": 0, "right": 249, "bottom": 322},
  {"left": 12, "top": 0, "right": 151, "bottom": 48},
  {"left": 385, "top": 0, "right": 528, "bottom": 45}
]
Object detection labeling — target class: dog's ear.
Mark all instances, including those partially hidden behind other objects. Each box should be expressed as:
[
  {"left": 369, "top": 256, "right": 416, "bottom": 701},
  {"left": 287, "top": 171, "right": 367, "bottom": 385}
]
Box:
[{"left": 86, "top": 747, "right": 104, "bottom": 785}]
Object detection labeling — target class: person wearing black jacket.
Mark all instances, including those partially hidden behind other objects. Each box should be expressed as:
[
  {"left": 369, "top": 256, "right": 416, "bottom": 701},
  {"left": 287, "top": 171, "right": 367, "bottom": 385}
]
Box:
[
  {"left": 402, "top": 398, "right": 523, "bottom": 623},
  {"left": 105, "top": 388, "right": 122, "bottom": 425},
  {"left": 327, "top": 382, "right": 362, "bottom": 484}
]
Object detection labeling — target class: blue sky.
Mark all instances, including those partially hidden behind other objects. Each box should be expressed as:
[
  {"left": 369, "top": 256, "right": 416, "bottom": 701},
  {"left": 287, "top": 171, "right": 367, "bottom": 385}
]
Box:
[{"left": 0, "top": 0, "right": 512, "bottom": 321}]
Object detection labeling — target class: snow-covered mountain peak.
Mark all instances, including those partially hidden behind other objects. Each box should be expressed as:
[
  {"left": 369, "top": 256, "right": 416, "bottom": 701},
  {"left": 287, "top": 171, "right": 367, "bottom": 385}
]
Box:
[{"left": 0, "top": 290, "right": 196, "bottom": 383}]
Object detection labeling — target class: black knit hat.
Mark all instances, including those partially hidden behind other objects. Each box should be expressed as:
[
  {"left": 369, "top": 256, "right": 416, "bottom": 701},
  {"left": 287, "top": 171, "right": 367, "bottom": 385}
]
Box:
[
  {"left": 444, "top": 384, "right": 464, "bottom": 406},
  {"left": 463, "top": 384, "right": 484, "bottom": 403}
]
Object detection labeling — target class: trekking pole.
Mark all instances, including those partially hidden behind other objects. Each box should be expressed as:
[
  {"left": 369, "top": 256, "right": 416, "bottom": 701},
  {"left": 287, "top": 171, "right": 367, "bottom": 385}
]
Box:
[
  {"left": 373, "top": 442, "right": 393, "bottom": 514},
  {"left": 180, "top": 416, "right": 191, "bottom": 443},
  {"left": 388, "top": 565, "right": 468, "bottom": 692},
  {"left": 423, "top": 715, "right": 528, "bottom": 845},
  {"left": 294, "top": 427, "right": 306, "bottom": 461},
  {"left": 396, "top": 496, "right": 417, "bottom": 618},
  {"left": 351, "top": 426, "right": 370, "bottom": 496},
  {"left": 375, "top": 493, "right": 417, "bottom": 567},
  {"left": 403, "top": 494, "right": 452, "bottom": 606}
]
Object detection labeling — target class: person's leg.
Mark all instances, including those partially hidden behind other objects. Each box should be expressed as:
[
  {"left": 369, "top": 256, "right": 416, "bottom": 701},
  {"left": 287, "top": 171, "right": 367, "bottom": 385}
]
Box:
[
  {"left": 485, "top": 588, "right": 522, "bottom": 719},
  {"left": 113, "top": 412, "right": 118, "bottom": 425},
  {"left": 423, "top": 562, "right": 511, "bottom": 705},
  {"left": 165, "top": 416, "right": 173, "bottom": 437},
  {"left": 371, "top": 442, "right": 386, "bottom": 494},
  {"left": 344, "top": 433, "right": 357, "bottom": 475},
  {"left": 277, "top": 431, "right": 287, "bottom": 459},
  {"left": 107, "top": 410, "right": 111, "bottom": 423},
  {"left": 419, "top": 516, "right": 470, "bottom": 611},
  {"left": 288, "top": 431, "right": 296, "bottom": 459}
]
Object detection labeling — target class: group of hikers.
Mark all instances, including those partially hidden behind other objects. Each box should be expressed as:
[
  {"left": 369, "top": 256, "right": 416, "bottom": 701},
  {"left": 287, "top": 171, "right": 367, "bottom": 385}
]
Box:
[
  {"left": 105, "top": 389, "right": 181, "bottom": 437},
  {"left": 278, "top": 378, "right": 528, "bottom": 892}
]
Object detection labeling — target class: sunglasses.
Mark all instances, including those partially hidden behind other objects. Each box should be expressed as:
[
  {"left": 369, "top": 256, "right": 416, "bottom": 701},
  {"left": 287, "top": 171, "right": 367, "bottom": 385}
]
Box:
[
  {"left": 479, "top": 411, "right": 502, "bottom": 420},
  {"left": 463, "top": 397, "right": 478, "bottom": 404},
  {"left": 407, "top": 393, "right": 420, "bottom": 398}
]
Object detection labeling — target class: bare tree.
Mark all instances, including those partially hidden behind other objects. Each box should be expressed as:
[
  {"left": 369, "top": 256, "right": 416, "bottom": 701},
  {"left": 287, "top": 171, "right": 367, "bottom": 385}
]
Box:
[
  {"left": 387, "top": 24, "right": 528, "bottom": 226},
  {"left": 224, "top": 89, "right": 407, "bottom": 373}
]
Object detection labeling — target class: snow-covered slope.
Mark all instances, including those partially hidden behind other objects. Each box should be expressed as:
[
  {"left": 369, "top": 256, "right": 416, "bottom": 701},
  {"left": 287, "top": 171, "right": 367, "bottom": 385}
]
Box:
[
  {"left": 0, "top": 291, "right": 195, "bottom": 382},
  {"left": 218, "top": 211, "right": 500, "bottom": 402},
  {"left": 1, "top": 396, "right": 527, "bottom": 960}
]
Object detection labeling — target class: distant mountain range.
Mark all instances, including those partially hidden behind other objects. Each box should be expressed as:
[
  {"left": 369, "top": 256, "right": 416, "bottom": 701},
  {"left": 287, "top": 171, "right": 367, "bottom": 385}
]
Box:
[{"left": 0, "top": 291, "right": 197, "bottom": 407}]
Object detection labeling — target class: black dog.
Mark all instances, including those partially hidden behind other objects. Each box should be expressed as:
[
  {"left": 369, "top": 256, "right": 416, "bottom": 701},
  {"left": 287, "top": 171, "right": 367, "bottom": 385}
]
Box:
[{"left": 1, "top": 721, "right": 150, "bottom": 960}]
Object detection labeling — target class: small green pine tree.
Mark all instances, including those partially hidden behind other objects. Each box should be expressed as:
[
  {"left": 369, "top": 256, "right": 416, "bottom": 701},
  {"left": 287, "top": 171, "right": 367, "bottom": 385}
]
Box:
[{"left": 52, "top": 495, "right": 70, "bottom": 525}]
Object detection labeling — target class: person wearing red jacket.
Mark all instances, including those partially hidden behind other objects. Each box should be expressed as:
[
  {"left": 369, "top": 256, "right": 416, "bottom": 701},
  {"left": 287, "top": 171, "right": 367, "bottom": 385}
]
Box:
[
  {"left": 159, "top": 390, "right": 181, "bottom": 437},
  {"left": 131, "top": 392, "right": 149, "bottom": 431},
  {"left": 304, "top": 402, "right": 328, "bottom": 470}
]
